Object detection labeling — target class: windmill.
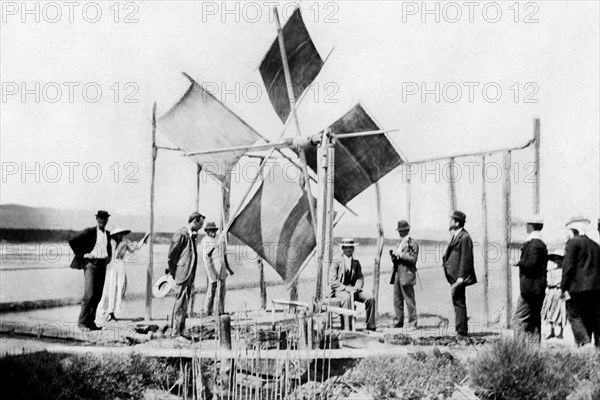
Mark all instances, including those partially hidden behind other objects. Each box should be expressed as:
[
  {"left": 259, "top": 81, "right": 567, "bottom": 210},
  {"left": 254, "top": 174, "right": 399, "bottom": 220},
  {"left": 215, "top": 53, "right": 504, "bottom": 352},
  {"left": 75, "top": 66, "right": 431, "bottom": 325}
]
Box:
[{"left": 146, "top": 6, "right": 405, "bottom": 321}]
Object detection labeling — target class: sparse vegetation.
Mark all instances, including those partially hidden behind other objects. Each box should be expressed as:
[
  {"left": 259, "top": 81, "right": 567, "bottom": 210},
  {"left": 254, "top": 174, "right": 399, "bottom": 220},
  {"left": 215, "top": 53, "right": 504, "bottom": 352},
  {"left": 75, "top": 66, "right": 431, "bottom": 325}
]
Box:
[{"left": 470, "top": 339, "right": 600, "bottom": 400}]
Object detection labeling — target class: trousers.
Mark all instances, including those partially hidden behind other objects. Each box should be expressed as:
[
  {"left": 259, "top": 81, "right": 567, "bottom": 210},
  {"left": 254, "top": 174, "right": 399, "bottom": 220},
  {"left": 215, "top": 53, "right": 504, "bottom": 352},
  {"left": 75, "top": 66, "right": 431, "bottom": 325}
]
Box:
[{"left": 78, "top": 260, "right": 107, "bottom": 327}]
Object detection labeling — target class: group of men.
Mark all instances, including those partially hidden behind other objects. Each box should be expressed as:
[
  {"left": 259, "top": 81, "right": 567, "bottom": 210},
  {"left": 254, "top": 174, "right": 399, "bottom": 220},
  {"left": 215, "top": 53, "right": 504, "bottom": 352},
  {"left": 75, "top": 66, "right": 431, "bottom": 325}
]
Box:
[
  {"left": 70, "top": 209, "right": 599, "bottom": 345},
  {"left": 69, "top": 210, "right": 229, "bottom": 336},
  {"left": 513, "top": 215, "right": 600, "bottom": 347},
  {"left": 328, "top": 210, "right": 477, "bottom": 337}
]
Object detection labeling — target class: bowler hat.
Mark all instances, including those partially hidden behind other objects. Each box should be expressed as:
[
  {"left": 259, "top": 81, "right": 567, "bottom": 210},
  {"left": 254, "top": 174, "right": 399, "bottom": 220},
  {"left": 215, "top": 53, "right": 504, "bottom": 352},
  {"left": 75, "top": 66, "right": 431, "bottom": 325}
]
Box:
[
  {"left": 340, "top": 238, "right": 358, "bottom": 247},
  {"left": 450, "top": 210, "right": 466, "bottom": 223},
  {"left": 396, "top": 220, "right": 410, "bottom": 231},
  {"left": 204, "top": 222, "right": 218, "bottom": 231},
  {"left": 188, "top": 211, "right": 205, "bottom": 223},
  {"left": 95, "top": 210, "right": 110, "bottom": 219}
]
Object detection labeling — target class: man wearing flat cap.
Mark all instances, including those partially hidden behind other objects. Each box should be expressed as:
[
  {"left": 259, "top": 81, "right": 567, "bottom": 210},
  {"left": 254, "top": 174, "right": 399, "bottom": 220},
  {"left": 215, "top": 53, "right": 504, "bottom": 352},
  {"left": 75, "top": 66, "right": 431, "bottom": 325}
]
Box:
[
  {"left": 68, "top": 210, "right": 112, "bottom": 331},
  {"left": 329, "top": 238, "right": 377, "bottom": 331},
  {"left": 201, "top": 222, "right": 229, "bottom": 316},
  {"left": 442, "top": 211, "right": 477, "bottom": 337},
  {"left": 512, "top": 215, "right": 547, "bottom": 343},
  {"left": 167, "top": 211, "right": 205, "bottom": 337},
  {"left": 561, "top": 216, "right": 600, "bottom": 347},
  {"left": 390, "top": 220, "right": 420, "bottom": 328}
]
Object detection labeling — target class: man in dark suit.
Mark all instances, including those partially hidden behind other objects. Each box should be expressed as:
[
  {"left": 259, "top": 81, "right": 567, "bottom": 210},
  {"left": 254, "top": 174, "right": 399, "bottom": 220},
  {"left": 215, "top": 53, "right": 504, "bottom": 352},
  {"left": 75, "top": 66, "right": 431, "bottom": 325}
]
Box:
[
  {"left": 442, "top": 211, "right": 477, "bottom": 337},
  {"left": 561, "top": 216, "right": 600, "bottom": 347},
  {"left": 512, "top": 215, "right": 547, "bottom": 343},
  {"left": 167, "top": 211, "right": 205, "bottom": 338},
  {"left": 68, "top": 210, "right": 112, "bottom": 331},
  {"left": 329, "top": 238, "right": 377, "bottom": 331}
]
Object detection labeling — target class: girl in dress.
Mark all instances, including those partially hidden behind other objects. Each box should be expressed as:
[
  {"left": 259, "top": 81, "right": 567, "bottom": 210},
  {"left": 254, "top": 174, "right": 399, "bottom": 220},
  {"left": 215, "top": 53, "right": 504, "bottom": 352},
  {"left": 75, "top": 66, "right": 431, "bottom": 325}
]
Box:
[
  {"left": 541, "top": 248, "right": 567, "bottom": 339},
  {"left": 99, "top": 229, "right": 149, "bottom": 321}
]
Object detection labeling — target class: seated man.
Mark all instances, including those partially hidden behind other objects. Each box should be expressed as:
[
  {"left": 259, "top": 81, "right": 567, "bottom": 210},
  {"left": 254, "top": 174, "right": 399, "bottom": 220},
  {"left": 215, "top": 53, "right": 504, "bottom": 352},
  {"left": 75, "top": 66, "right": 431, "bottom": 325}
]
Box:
[{"left": 329, "top": 238, "right": 377, "bottom": 331}]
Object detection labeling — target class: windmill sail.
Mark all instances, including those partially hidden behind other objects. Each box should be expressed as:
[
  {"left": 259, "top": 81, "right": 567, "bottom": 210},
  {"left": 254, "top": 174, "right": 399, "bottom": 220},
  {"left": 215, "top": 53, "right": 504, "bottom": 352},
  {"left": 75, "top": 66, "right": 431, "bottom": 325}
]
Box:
[
  {"left": 303, "top": 103, "right": 404, "bottom": 205},
  {"left": 259, "top": 8, "right": 324, "bottom": 122},
  {"left": 229, "top": 162, "right": 315, "bottom": 282},
  {"left": 157, "top": 77, "right": 262, "bottom": 182}
]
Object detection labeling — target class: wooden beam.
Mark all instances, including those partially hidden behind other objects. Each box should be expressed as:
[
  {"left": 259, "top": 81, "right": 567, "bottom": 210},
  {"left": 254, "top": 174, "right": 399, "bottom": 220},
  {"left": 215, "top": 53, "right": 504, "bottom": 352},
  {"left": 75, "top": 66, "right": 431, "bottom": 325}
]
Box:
[
  {"left": 533, "top": 119, "right": 541, "bottom": 214},
  {"left": 406, "top": 171, "right": 412, "bottom": 222},
  {"left": 273, "top": 7, "right": 318, "bottom": 237},
  {"left": 448, "top": 157, "right": 457, "bottom": 212},
  {"left": 146, "top": 103, "right": 157, "bottom": 321},
  {"left": 481, "top": 155, "right": 490, "bottom": 325},
  {"left": 314, "top": 136, "right": 329, "bottom": 301},
  {"left": 373, "top": 182, "right": 384, "bottom": 317},
  {"left": 258, "top": 258, "right": 267, "bottom": 310},
  {"left": 502, "top": 151, "right": 513, "bottom": 328}
]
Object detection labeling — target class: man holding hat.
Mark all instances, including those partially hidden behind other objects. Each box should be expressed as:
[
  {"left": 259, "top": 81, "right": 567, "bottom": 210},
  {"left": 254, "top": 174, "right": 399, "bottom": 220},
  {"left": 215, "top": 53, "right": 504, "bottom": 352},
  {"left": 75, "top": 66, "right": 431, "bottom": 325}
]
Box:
[
  {"left": 561, "top": 216, "right": 600, "bottom": 347},
  {"left": 201, "top": 222, "right": 229, "bottom": 316},
  {"left": 442, "top": 211, "right": 477, "bottom": 337},
  {"left": 329, "top": 238, "right": 377, "bottom": 331},
  {"left": 511, "top": 215, "right": 548, "bottom": 343},
  {"left": 167, "top": 211, "right": 205, "bottom": 337},
  {"left": 390, "top": 220, "right": 420, "bottom": 328},
  {"left": 68, "top": 210, "right": 112, "bottom": 331}
]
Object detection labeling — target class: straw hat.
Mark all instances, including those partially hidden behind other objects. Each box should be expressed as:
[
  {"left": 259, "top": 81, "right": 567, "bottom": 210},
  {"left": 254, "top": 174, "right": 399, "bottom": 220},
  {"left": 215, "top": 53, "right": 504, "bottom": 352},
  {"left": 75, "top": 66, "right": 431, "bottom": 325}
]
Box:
[
  {"left": 152, "top": 273, "right": 175, "bottom": 298},
  {"left": 340, "top": 238, "right": 358, "bottom": 247},
  {"left": 111, "top": 227, "right": 131, "bottom": 236}
]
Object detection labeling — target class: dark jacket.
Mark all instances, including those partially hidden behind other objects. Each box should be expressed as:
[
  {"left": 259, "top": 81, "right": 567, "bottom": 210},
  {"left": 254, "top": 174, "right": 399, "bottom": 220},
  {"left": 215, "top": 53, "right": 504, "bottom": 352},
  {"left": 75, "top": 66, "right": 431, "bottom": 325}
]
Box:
[
  {"left": 68, "top": 227, "right": 112, "bottom": 269},
  {"left": 561, "top": 235, "right": 600, "bottom": 294},
  {"left": 329, "top": 258, "right": 364, "bottom": 297},
  {"left": 443, "top": 229, "right": 477, "bottom": 286},
  {"left": 167, "top": 227, "right": 198, "bottom": 284},
  {"left": 517, "top": 238, "right": 548, "bottom": 296}
]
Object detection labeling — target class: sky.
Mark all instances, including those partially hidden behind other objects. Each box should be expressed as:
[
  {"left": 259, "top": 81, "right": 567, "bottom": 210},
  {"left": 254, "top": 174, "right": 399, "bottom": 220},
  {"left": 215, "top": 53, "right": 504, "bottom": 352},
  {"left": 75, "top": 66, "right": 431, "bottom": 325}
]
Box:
[{"left": 1, "top": 0, "right": 599, "bottom": 242}]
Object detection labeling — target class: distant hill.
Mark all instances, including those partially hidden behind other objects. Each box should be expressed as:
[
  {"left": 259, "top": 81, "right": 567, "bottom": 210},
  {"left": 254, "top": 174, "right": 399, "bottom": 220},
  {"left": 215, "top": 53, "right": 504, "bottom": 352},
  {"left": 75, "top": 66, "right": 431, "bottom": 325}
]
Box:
[{"left": 0, "top": 204, "right": 182, "bottom": 232}]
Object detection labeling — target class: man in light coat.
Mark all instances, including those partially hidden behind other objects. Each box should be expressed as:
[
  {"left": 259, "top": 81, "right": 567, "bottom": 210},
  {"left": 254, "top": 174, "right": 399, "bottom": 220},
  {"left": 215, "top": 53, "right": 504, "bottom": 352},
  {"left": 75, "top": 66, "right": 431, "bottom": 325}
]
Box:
[
  {"left": 201, "top": 222, "right": 229, "bottom": 316},
  {"left": 442, "top": 211, "right": 477, "bottom": 337},
  {"left": 390, "top": 220, "right": 420, "bottom": 328},
  {"left": 167, "top": 211, "right": 205, "bottom": 337},
  {"left": 329, "top": 238, "right": 377, "bottom": 331}
]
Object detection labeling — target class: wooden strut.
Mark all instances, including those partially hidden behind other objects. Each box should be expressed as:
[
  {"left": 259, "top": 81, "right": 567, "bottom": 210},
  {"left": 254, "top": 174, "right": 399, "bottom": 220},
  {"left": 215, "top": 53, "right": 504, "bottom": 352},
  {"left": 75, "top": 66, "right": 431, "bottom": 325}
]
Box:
[
  {"left": 373, "top": 182, "right": 384, "bottom": 317},
  {"left": 273, "top": 6, "right": 318, "bottom": 238},
  {"left": 146, "top": 103, "right": 157, "bottom": 321}
]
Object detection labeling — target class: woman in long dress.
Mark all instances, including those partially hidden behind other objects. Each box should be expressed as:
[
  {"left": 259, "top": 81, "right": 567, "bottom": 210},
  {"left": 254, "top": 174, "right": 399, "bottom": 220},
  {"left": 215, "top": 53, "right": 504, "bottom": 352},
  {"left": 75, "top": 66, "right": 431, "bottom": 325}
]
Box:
[
  {"left": 541, "top": 248, "right": 567, "bottom": 339},
  {"left": 99, "top": 229, "right": 149, "bottom": 321}
]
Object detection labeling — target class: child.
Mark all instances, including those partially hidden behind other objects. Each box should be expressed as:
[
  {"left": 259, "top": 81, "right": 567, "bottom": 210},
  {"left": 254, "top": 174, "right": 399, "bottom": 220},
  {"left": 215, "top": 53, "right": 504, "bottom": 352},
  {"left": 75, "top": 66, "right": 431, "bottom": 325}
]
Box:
[{"left": 541, "top": 248, "right": 566, "bottom": 339}]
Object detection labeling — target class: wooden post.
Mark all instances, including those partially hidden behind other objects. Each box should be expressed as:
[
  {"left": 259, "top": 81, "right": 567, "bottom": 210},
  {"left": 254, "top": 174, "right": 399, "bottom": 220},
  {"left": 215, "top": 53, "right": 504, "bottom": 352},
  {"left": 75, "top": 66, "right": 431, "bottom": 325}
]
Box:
[
  {"left": 448, "top": 157, "right": 457, "bottom": 212},
  {"left": 189, "top": 165, "right": 201, "bottom": 318},
  {"left": 481, "top": 155, "right": 490, "bottom": 325},
  {"left": 323, "top": 138, "right": 335, "bottom": 300},
  {"left": 258, "top": 258, "right": 267, "bottom": 310},
  {"left": 373, "top": 182, "right": 384, "bottom": 317},
  {"left": 146, "top": 103, "right": 157, "bottom": 321},
  {"left": 219, "top": 315, "right": 232, "bottom": 349},
  {"left": 533, "top": 118, "right": 541, "bottom": 214},
  {"left": 502, "top": 151, "right": 513, "bottom": 328},
  {"left": 215, "top": 174, "right": 231, "bottom": 316},
  {"left": 406, "top": 169, "right": 412, "bottom": 222},
  {"left": 273, "top": 7, "right": 318, "bottom": 237},
  {"left": 314, "top": 136, "right": 329, "bottom": 301}
]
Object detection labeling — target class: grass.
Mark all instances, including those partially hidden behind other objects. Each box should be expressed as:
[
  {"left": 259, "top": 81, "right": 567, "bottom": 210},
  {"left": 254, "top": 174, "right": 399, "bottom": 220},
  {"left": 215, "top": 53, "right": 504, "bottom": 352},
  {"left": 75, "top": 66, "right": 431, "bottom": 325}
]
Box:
[
  {"left": 470, "top": 339, "right": 600, "bottom": 400},
  {"left": 345, "top": 352, "right": 468, "bottom": 400},
  {"left": 0, "top": 351, "right": 179, "bottom": 400}
]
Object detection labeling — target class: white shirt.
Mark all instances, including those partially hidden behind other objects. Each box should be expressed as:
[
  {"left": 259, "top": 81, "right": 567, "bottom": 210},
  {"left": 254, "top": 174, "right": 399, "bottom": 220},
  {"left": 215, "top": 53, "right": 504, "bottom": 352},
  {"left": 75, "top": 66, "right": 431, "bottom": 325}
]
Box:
[
  {"left": 94, "top": 227, "right": 109, "bottom": 259},
  {"left": 201, "top": 234, "right": 225, "bottom": 282},
  {"left": 342, "top": 254, "right": 353, "bottom": 273}
]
